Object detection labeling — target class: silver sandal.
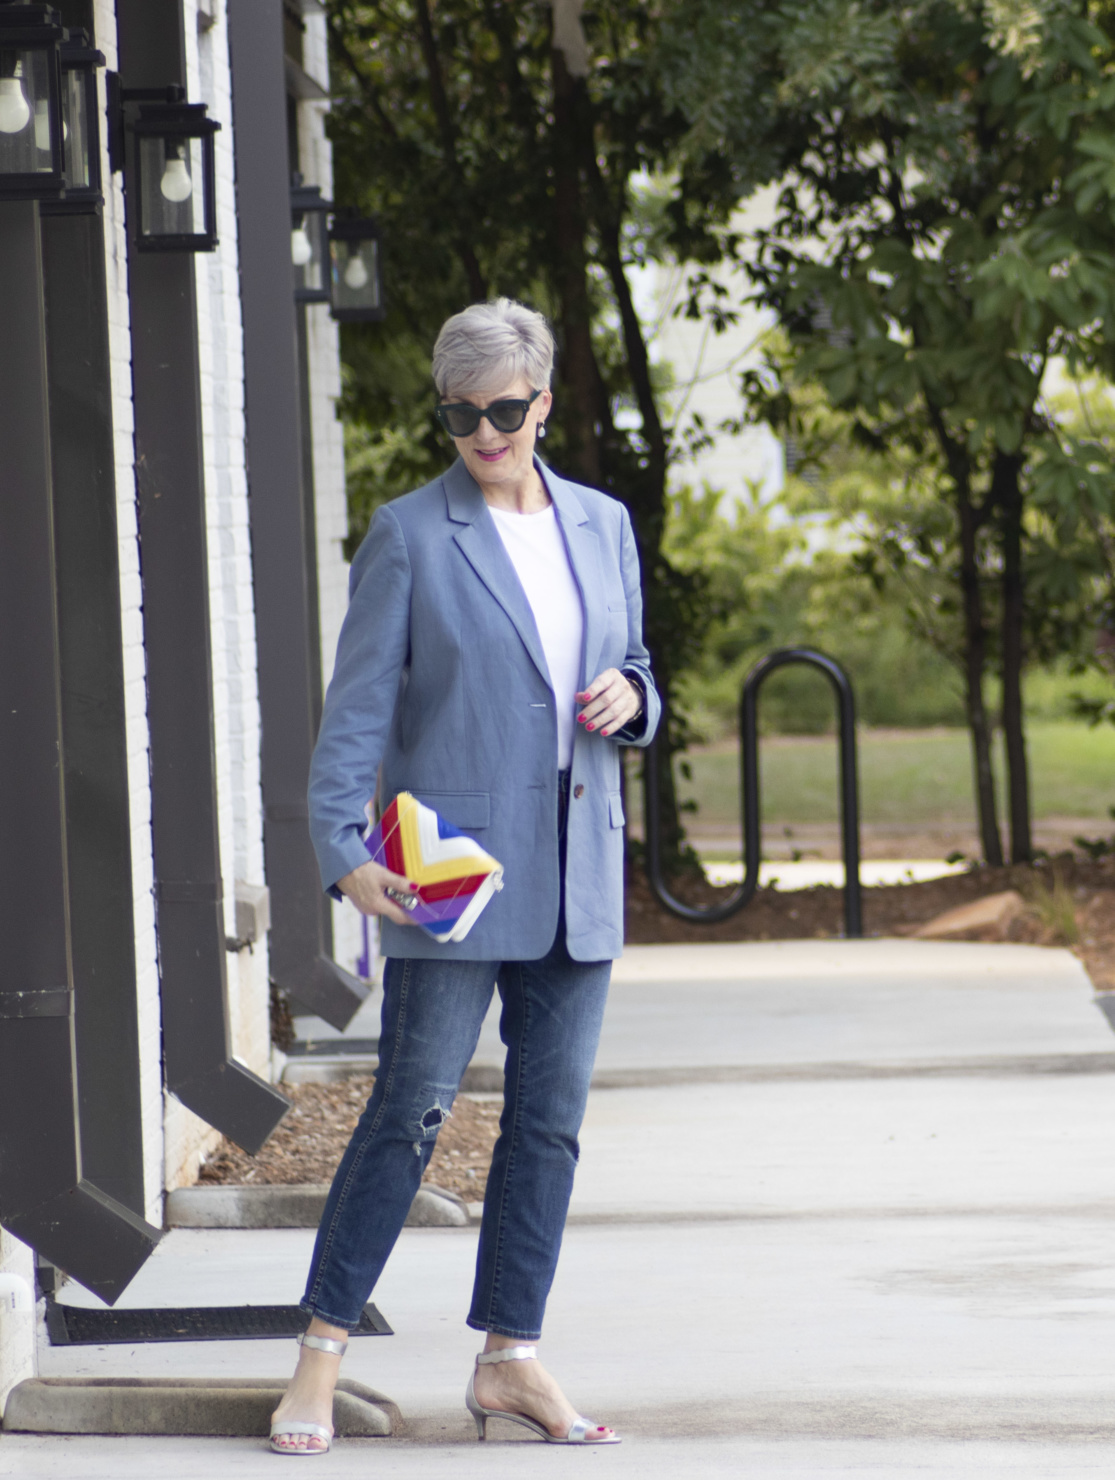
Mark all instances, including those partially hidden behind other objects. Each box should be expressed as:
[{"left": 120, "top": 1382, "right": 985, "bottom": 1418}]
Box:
[
  {"left": 269, "top": 1332, "right": 348, "bottom": 1456},
  {"left": 465, "top": 1345, "right": 621, "bottom": 1444}
]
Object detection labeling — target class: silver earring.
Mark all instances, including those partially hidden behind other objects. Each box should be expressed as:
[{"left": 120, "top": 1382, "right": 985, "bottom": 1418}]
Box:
[{"left": 538, "top": 422, "right": 547, "bottom": 439}]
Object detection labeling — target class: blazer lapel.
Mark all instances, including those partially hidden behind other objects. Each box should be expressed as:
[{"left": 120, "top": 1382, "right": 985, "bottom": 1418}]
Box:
[
  {"left": 542, "top": 464, "right": 606, "bottom": 688},
  {"left": 444, "top": 458, "right": 552, "bottom": 687}
]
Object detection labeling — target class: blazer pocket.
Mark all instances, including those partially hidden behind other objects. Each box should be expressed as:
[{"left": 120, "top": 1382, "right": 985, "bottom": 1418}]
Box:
[
  {"left": 608, "top": 791, "right": 626, "bottom": 828},
  {"left": 410, "top": 789, "right": 491, "bottom": 830},
  {"left": 605, "top": 603, "right": 629, "bottom": 658}
]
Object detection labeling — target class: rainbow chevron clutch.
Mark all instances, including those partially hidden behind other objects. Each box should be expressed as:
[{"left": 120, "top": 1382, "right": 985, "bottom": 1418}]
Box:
[{"left": 362, "top": 792, "right": 504, "bottom": 943}]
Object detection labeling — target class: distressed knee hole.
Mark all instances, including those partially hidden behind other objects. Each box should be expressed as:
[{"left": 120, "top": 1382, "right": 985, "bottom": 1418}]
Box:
[{"left": 408, "top": 1089, "right": 455, "bottom": 1150}]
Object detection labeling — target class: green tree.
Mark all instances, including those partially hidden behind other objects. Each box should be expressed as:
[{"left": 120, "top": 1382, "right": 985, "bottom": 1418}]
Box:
[
  {"left": 660, "top": 0, "right": 1115, "bottom": 863},
  {"left": 324, "top": 0, "right": 735, "bottom": 857},
  {"left": 734, "top": 354, "right": 987, "bottom": 729},
  {"left": 664, "top": 437, "right": 969, "bottom": 744},
  {"left": 1030, "top": 373, "right": 1115, "bottom": 710}
]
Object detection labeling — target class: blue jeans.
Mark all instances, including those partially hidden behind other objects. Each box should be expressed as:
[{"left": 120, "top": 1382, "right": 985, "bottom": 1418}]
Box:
[{"left": 301, "top": 802, "right": 611, "bottom": 1338}]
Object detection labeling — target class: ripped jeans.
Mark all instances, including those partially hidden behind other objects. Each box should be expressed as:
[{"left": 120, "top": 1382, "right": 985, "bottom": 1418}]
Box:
[{"left": 300, "top": 912, "right": 611, "bottom": 1339}]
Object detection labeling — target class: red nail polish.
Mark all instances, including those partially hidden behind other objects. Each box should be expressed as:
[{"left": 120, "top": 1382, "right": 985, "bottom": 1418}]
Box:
[
  {"left": 586, "top": 723, "right": 595, "bottom": 731},
  {"left": 577, "top": 714, "right": 586, "bottom": 723}
]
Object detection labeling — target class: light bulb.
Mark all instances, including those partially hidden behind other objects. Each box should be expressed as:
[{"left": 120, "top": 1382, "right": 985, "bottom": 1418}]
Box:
[
  {"left": 160, "top": 156, "right": 193, "bottom": 203},
  {"left": 291, "top": 226, "right": 313, "bottom": 266},
  {"left": 34, "top": 101, "right": 50, "bottom": 152},
  {"left": 343, "top": 253, "right": 369, "bottom": 291},
  {"left": 0, "top": 76, "right": 31, "bottom": 135}
]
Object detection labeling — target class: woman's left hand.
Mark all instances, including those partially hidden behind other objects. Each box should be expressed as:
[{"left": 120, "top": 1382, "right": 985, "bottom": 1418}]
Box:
[{"left": 576, "top": 669, "right": 641, "bottom": 739}]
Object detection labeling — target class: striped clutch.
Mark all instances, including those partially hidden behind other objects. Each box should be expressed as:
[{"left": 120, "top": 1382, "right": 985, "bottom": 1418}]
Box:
[{"left": 362, "top": 792, "right": 504, "bottom": 943}]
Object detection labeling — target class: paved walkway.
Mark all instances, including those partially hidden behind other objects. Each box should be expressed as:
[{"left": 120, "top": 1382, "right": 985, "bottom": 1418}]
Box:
[{"left": 4, "top": 941, "right": 1115, "bottom": 1476}]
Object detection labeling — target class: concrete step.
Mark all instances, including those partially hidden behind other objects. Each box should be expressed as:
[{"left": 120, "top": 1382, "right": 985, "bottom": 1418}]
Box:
[{"left": 2, "top": 1376, "right": 399, "bottom": 1437}]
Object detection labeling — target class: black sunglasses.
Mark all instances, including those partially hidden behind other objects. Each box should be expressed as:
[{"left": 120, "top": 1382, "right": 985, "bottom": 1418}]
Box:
[{"left": 436, "top": 388, "right": 542, "bottom": 438}]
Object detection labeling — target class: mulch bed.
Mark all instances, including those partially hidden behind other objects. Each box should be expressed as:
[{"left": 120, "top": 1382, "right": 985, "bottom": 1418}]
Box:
[
  {"left": 625, "top": 852, "right": 1115, "bottom": 971},
  {"left": 197, "top": 853, "right": 1115, "bottom": 1195},
  {"left": 198, "top": 1079, "right": 501, "bottom": 1202}
]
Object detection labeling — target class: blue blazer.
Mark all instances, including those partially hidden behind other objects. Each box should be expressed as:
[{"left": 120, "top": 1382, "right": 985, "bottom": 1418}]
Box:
[{"left": 308, "top": 455, "right": 661, "bottom": 962}]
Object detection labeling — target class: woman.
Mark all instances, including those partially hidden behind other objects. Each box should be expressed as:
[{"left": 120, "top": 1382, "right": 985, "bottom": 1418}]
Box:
[{"left": 270, "top": 298, "right": 660, "bottom": 1454}]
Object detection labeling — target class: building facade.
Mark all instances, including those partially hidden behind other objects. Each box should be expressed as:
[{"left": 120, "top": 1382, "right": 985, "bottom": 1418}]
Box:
[{"left": 0, "top": 0, "right": 370, "bottom": 1411}]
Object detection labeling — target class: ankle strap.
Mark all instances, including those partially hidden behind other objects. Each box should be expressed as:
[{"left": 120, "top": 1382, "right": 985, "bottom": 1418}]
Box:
[
  {"left": 299, "top": 1332, "right": 347, "bottom": 1356},
  {"left": 477, "top": 1345, "right": 537, "bottom": 1365}
]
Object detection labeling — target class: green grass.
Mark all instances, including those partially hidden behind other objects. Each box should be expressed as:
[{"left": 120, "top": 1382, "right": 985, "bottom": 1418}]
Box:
[{"left": 658, "top": 722, "right": 1115, "bottom": 829}]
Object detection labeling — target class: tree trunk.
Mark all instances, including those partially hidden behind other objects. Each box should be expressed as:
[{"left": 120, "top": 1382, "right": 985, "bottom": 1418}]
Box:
[
  {"left": 582, "top": 155, "right": 668, "bottom": 552},
  {"left": 547, "top": 35, "right": 691, "bottom": 869},
  {"left": 413, "top": 0, "right": 487, "bottom": 302},
  {"left": 549, "top": 46, "right": 608, "bottom": 485},
  {"left": 923, "top": 399, "right": 1003, "bottom": 866},
  {"left": 996, "top": 452, "right": 1032, "bottom": 862},
  {"left": 957, "top": 480, "right": 1004, "bottom": 866},
  {"left": 582, "top": 162, "right": 693, "bottom": 863},
  {"left": 642, "top": 694, "right": 700, "bottom": 875}
]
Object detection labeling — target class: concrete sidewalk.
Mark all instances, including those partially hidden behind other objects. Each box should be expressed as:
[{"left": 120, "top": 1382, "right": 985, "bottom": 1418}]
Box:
[
  {"left": 4, "top": 939, "right": 1115, "bottom": 1477},
  {"left": 294, "top": 938, "right": 1115, "bottom": 1081}
]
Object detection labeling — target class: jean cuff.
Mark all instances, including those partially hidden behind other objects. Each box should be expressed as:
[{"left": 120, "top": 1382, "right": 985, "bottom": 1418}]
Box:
[
  {"left": 299, "top": 1299, "right": 362, "bottom": 1333},
  {"left": 466, "top": 1315, "right": 543, "bottom": 1340}
]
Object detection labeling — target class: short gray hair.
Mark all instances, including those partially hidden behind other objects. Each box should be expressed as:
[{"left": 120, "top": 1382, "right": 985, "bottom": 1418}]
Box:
[{"left": 432, "top": 298, "right": 555, "bottom": 399}]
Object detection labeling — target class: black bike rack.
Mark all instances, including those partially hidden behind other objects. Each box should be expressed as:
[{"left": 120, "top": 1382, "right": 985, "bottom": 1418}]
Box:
[{"left": 644, "top": 648, "right": 863, "bottom": 936}]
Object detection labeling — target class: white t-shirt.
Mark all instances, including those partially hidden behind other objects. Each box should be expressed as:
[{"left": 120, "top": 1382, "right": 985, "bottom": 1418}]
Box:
[{"left": 488, "top": 503, "right": 584, "bottom": 769}]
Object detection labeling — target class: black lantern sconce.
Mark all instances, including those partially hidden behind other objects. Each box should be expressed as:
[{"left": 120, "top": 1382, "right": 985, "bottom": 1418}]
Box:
[
  {"left": 0, "top": 3, "right": 65, "bottom": 201},
  {"left": 39, "top": 28, "right": 106, "bottom": 214},
  {"left": 291, "top": 175, "right": 332, "bottom": 304},
  {"left": 131, "top": 101, "right": 219, "bottom": 252},
  {"left": 329, "top": 215, "right": 384, "bottom": 323},
  {"left": 107, "top": 76, "right": 220, "bottom": 252}
]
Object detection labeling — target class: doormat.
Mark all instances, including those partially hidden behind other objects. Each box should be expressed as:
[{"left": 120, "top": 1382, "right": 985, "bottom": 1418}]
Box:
[{"left": 45, "top": 1300, "right": 392, "bottom": 1346}]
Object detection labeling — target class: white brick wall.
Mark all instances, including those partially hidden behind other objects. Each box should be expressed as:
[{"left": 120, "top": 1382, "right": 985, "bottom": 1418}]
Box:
[
  {"left": 300, "top": 12, "right": 367, "bottom": 979},
  {"left": 96, "top": 0, "right": 273, "bottom": 1204},
  {"left": 306, "top": 307, "right": 348, "bottom": 688},
  {"left": 159, "top": 0, "right": 272, "bottom": 1190},
  {"left": 0, "top": 1230, "right": 35, "bottom": 1419},
  {"left": 95, "top": 0, "right": 166, "bottom": 1226},
  {"left": 188, "top": 0, "right": 272, "bottom": 1083}
]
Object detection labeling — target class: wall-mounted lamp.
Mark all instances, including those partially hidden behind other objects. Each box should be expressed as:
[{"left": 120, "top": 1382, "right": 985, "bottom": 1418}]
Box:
[
  {"left": 290, "top": 175, "right": 332, "bottom": 304},
  {"left": 329, "top": 215, "right": 384, "bottom": 323},
  {"left": 107, "top": 75, "right": 220, "bottom": 252},
  {"left": 38, "top": 28, "right": 105, "bottom": 214},
  {"left": 132, "top": 101, "right": 219, "bottom": 251},
  {"left": 0, "top": 3, "right": 65, "bottom": 201},
  {"left": 288, "top": 179, "right": 387, "bottom": 321}
]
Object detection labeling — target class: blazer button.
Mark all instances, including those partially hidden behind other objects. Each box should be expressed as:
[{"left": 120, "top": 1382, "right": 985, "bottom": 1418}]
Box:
[{"left": 573, "top": 784, "right": 585, "bottom": 799}]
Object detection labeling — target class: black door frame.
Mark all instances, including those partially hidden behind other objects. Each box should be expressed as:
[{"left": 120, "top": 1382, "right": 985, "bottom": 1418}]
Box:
[{"left": 0, "top": 201, "right": 162, "bottom": 1304}]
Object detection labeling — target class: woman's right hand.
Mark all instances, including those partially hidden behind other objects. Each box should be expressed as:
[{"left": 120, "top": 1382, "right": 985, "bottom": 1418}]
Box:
[{"left": 336, "top": 859, "right": 419, "bottom": 925}]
